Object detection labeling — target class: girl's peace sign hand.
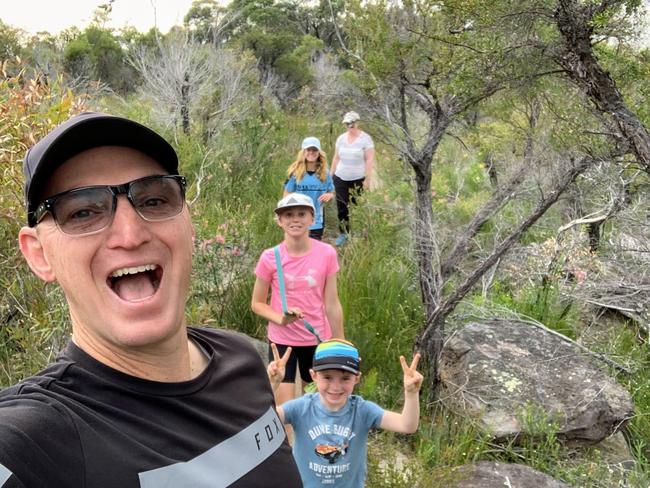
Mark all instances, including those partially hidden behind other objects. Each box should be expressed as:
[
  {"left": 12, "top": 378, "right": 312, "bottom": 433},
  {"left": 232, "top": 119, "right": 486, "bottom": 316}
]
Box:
[
  {"left": 400, "top": 353, "right": 423, "bottom": 393},
  {"left": 267, "top": 343, "right": 292, "bottom": 390}
]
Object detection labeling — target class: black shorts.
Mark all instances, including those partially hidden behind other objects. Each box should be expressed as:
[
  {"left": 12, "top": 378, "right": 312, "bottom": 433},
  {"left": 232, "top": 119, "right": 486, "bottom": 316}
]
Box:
[
  {"left": 268, "top": 342, "right": 317, "bottom": 384},
  {"left": 309, "top": 228, "right": 324, "bottom": 240}
]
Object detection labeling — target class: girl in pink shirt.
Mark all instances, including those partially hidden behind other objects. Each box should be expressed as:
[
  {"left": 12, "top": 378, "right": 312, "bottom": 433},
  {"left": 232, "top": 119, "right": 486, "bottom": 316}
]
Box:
[{"left": 252, "top": 193, "right": 344, "bottom": 407}]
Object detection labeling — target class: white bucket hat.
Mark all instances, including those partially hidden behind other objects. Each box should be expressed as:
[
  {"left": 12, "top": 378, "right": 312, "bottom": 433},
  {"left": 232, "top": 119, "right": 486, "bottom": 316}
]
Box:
[
  {"left": 274, "top": 193, "right": 315, "bottom": 214},
  {"left": 342, "top": 111, "right": 360, "bottom": 124}
]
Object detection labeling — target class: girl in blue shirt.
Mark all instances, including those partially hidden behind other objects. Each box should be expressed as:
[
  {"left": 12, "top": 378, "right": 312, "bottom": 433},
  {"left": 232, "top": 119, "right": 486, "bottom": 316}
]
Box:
[{"left": 284, "top": 137, "right": 335, "bottom": 240}]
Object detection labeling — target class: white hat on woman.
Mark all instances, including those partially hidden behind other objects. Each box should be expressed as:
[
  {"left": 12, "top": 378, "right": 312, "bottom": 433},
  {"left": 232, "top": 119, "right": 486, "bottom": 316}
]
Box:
[{"left": 342, "top": 111, "right": 360, "bottom": 124}]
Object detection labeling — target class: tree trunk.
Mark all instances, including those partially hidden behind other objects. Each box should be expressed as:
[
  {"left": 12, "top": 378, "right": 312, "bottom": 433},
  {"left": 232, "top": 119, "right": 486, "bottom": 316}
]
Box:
[
  {"left": 553, "top": 0, "right": 650, "bottom": 173},
  {"left": 587, "top": 221, "right": 601, "bottom": 252},
  {"left": 485, "top": 152, "right": 498, "bottom": 188},
  {"left": 412, "top": 163, "right": 438, "bottom": 322},
  {"left": 181, "top": 72, "right": 190, "bottom": 135}
]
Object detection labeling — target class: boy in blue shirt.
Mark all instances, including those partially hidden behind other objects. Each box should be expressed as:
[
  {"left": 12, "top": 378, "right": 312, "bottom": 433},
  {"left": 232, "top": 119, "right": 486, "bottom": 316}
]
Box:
[{"left": 268, "top": 339, "right": 423, "bottom": 487}]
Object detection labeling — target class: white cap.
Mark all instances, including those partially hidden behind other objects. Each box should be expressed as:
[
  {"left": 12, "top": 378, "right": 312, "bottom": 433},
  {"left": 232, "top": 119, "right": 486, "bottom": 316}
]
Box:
[
  {"left": 342, "top": 111, "right": 360, "bottom": 124},
  {"left": 274, "top": 193, "right": 315, "bottom": 214},
  {"left": 301, "top": 136, "right": 321, "bottom": 151}
]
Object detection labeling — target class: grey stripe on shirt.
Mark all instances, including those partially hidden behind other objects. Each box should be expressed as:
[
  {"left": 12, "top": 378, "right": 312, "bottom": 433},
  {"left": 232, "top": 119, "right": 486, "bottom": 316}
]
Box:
[
  {"left": 0, "top": 462, "right": 11, "bottom": 486},
  {"left": 138, "top": 406, "right": 286, "bottom": 488}
]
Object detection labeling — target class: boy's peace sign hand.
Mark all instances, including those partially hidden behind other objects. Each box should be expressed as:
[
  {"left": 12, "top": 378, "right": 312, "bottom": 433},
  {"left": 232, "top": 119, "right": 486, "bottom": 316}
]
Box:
[
  {"left": 267, "top": 343, "right": 292, "bottom": 390},
  {"left": 400, "top": 353, "right": 423, "bottom": 393}
]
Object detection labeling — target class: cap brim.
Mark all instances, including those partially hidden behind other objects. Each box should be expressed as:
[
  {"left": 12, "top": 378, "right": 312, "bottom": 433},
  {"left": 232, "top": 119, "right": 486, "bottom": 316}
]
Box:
[
  {"left": 312, "top": 363, "right": 360, "bottom": 375},
  {"left": 274, "top": 204, "right": 315, "bottom": 214}
]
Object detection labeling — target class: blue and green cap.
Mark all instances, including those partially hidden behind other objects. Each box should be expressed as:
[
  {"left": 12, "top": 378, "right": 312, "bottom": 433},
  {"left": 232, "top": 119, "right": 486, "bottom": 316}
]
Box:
[{"left": 312, "top": 339, "right": 361, "bottom": 375}]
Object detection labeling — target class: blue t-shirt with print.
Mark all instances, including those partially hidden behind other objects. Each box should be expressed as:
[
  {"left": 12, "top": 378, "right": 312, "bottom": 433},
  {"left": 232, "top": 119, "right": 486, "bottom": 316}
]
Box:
[
  {"left": 282, "top": 393, "right": 384, "bottom": 488},
  {"left": 284, "top": 172, "right": 334, "bottom": 231}
]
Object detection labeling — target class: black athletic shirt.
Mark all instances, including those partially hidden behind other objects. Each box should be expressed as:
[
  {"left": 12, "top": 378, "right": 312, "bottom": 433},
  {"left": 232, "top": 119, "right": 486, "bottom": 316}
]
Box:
[{"left": 0, "top": 327, "right": 302, "bottom": 487}]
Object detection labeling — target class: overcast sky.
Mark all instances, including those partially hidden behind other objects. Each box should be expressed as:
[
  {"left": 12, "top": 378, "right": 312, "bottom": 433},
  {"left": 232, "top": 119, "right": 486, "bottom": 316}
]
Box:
[
  {"left": 0, "top": 0, "right": 207, "bottom": 34},
  {"left": 2, "top": 1, "right": 649, "bottom": 45}
]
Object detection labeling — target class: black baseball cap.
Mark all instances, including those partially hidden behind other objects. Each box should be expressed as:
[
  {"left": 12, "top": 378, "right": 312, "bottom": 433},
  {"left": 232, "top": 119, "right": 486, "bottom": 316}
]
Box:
[{"left": 23, "top": 112, "right": 179, "bottom": 227}]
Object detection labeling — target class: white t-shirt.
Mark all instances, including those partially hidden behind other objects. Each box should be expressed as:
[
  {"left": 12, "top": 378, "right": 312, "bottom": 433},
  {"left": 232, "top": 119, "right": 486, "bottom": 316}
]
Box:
[{"left": 334, "top": 131, "right": 374, "bottom": 181}]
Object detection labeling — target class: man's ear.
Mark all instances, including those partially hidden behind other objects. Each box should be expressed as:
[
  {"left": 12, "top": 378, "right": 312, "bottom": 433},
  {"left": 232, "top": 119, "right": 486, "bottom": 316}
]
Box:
[
  {"left": 18, "top": 227, "right": 56, "bottom": 283},
  {"left": 310, "top": 368, "right": 317, "bottom": 382},
  {"left": 354, "top": 373, "right": 362, "bottom": 385}
]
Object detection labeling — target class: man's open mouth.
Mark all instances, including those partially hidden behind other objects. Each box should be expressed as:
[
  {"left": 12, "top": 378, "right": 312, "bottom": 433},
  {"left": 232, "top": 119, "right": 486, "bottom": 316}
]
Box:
[{"left": 108, "top": 264, "right": 162, "bottom": 302}]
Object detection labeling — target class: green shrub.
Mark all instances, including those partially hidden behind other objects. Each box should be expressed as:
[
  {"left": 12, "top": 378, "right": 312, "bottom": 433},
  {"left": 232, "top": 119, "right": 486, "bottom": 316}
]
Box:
[{"left": 0, "top": 59, "right": 88, "bottom": 385}]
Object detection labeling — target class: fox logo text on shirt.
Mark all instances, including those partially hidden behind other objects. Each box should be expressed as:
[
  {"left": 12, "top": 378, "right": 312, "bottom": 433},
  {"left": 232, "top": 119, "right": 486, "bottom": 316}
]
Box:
[{"left": 254, "top": 416, "right": 283, "bottom": 450}]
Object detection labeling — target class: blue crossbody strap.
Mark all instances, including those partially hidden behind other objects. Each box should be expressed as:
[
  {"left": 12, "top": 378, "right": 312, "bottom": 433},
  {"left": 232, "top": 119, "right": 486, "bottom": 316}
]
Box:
[
  {"left": 273, "top": 246, "right": 289, "bottom": 314},
  {"left": 273, "top": 245, "right": 322, "bottom": 343}
]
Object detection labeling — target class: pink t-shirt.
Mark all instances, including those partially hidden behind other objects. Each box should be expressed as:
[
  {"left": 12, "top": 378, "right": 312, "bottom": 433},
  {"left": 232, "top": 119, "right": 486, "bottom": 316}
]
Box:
[{"left": 255, "top": 239, "right": 340, "bottom": 346}]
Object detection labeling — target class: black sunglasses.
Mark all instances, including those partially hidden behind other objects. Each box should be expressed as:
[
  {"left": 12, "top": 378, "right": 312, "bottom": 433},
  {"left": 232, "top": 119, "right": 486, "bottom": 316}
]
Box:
[{"left": 32, "top": 174, "right": 187, "bottom": 236}]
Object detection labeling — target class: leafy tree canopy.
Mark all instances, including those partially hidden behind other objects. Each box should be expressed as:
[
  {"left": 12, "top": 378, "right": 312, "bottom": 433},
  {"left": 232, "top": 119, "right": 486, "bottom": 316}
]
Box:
[
  {"left": 0, "top": 20, "right": 25, "bottom": 60},
  {"left": 184, "top": 0, "right": 227, "bottom": 44}
]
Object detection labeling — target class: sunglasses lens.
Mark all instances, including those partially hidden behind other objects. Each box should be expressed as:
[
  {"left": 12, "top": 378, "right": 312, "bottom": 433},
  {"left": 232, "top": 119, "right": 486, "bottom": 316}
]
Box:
[
  {"left": 49, "top": 176, "right": 185, "bottom": 235},
  {"left": 131, "top": 176, "right": 185, "bottom": 221},
  {"left": 53, "top": 188, "right": 114, "bottom": 235}
]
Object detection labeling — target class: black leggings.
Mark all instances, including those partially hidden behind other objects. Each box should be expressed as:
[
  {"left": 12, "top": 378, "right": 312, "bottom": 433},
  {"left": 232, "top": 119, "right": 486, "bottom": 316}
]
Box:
[{"left": 333, "top": 175, "right": 364, "bottom": 234}]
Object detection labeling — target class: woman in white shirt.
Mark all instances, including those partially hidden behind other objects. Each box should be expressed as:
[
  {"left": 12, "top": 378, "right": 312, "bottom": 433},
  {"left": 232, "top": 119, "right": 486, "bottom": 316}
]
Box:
[{"left": 329, "top": 111, "right": 375, "bottom": 246}]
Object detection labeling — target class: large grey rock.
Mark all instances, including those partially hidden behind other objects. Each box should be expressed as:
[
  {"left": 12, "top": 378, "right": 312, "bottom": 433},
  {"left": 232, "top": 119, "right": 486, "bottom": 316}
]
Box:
[
  {"left": 429, "top": 461, "right": 570, "bottom": 487},
  {"left": 439, "top": 320, "right": 634, "bottom": 444}
]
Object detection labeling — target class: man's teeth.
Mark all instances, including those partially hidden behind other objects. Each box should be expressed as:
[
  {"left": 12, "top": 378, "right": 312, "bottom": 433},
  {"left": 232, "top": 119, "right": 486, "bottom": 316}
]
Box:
[{"left": 110, "top": 264, "right": 156, "bottom": 278}]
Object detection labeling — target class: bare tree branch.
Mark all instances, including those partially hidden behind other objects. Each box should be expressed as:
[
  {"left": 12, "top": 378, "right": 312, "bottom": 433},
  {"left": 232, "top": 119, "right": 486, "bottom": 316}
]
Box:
[
  {"left": 417, "top": 154, "right": 603, "bottom": 384},
  {"left": 439, "top": 163, "right": 528, "bottom": 282}
]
